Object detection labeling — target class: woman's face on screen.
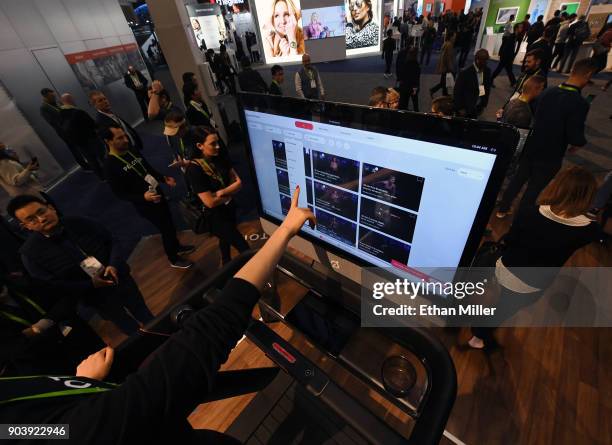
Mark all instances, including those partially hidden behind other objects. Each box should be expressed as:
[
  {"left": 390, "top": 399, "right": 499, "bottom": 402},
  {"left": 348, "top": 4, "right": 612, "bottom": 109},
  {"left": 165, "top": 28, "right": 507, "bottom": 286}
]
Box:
[
  {"left": 273, "top": 1, "right": 290, "bottom": 35},
  {"left": 350, "top": 0, "right": 369, "bottom": 23}
]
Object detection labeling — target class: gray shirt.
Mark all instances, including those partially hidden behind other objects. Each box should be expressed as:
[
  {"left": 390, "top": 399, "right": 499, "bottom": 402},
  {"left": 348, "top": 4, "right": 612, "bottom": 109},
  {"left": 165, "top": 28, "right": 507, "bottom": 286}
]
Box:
[{"left": 502, "top": 98, "right": 533, "bottom": 129}]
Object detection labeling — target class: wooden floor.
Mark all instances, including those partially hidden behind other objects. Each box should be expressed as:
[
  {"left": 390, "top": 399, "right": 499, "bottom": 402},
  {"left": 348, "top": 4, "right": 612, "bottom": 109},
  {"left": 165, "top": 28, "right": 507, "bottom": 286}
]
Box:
[{"left": 106, "top": 209, "right": 612, "bottom": 445}]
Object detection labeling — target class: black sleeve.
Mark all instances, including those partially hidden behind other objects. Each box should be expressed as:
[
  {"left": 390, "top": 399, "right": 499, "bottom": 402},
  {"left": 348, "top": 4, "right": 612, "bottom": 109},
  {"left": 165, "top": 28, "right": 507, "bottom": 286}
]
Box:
[
  {"left": 453, "top": 70, "right": 467, "bottom": 111},
  {"left": 47, "top": 278, "right": 261, "bottom": 444},
  {"left": 185, "top": 164, "right": 212, "bottom": 194},
  {"left": 566, "top": 99, "right": 589, "bottom": 147}
]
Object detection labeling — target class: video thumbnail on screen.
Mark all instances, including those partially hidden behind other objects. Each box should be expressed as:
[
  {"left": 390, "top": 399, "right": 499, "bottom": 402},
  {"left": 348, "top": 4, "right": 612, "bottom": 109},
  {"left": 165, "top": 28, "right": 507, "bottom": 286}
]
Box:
[
  {"left": 306, "top": 178, "right": 313, "bottom": 204},
  {"left": 361, "top": 163, "right": 424, "bottom": 212},
  {"left": 304, "top": 147, "right": 312, "bottom": 177},
  {"left": 358, "top": 227, "right": 411, "bottom": 264},
  {"left": 276, "top": 168, "right": 290, "bottom": 196},
  {"left": 273, "top": 140, "right": 287, "bottom": 169},
  {"left": 312, "top": 151, "right": 360, "bottom": 191},
  {"left": 314, "top": 181, "right": 358, "bottom": 221},
  {"left": 315, "top": 209, "right": 357, "bottom": 246},
  {"left": 359, "top": 198, "right": 417, "bottom": 244},
  {"left": 280, "top": 194, "right": 291, "bottom": 215}
]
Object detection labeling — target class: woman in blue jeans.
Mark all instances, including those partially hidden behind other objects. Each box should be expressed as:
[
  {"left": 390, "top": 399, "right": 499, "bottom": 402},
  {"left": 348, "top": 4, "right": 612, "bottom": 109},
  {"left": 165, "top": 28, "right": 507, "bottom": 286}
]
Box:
[{"left": 470, "top": 166, "right": 600, "bottom": 349}]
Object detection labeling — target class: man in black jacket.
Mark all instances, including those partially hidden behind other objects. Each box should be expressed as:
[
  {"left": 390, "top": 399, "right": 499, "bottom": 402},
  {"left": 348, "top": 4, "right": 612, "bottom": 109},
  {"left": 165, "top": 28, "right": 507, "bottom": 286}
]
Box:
[
  {"left": 101, "top": 126, "right": 194, "bottom": 269},
  {"left": 453, "top": 49, "right": 491, "bottom": 118},
  {"left": 269, "top": 65, "right": 284, "bottom": 95},
  {"left": 497, "top": 58, "right": 597, "bottom": 218},
  {"left": 526, "top": 15, "right": 544, "bottom": 48},
  {"left": 39, "top": 88, "right": 89, "bottom": 170},
  {"left": 59, "top": 93, "right": 106, "bottom": 179},
  {"left": 0, "top": 187, "right": 315, "bottom": 445},
  {"left": 237, "top": 57, "right": 268, "bottom": 93},
  {"left": 183, "top": 83, "right": 216, "bottom": 128},
  {"left": 123, "top": 65, "right": 149, "bottom": 121},
  {"left": 90, "top": 90, "right": 143, "bottom": 152},
  {"left": 7, "top": 195, "right": 155, "bottom": 336}
]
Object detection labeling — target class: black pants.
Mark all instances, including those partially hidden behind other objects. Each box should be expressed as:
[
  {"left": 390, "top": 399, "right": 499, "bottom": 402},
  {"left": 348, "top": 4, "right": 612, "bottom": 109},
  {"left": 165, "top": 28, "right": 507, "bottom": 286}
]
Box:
[
  {"left": 551, "top": 42, "right": 566, "bottom": 69},
  {"left": 420, "top": 45, "right": 433, "bottom": 65},
  {"left": 60, "top": 134, "right": 89, "bottom": 170},
  {"left": 210, "top": 207, "right": 249, "bottom": 265},
  {"left": 133, "top": 89, "right": 149, "bottom": 121},
  {"left": 491, "top": 58, "right": 516, "bottom": 85},
  {"left": 87, "top": 272, "right": 154, "bottom": 335},
  {"left": 134, "top": 200, "right": 181, "bottom": 263},
  {"left": 79, "top": 138, "right": 106, "bottom": 179},
  {"left": 399, "top": 86, "right": 419, "bottom": 111},
  {"left": 498, "top": 158, "right": 562, "bottom": 214},
  {"left": 430, "top": 72, "right": 451, "bottom": 96},
  {"left": 471, "top": 286, "right": 543, "bottom": 345},
  {"left": 458, "top": 46, "right": 470, "bottom": 68},
  {"left": 384, "top": 54, "right": 393, "bottom": 74},
  {"left": 560, "top": 42, "right": 581, "bottom": 73}
]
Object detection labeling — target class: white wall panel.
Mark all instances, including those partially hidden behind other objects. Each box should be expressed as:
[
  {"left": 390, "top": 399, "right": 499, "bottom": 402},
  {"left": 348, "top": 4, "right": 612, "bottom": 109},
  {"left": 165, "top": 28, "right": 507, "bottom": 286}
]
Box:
[
  {"left": 35, "top": 0, "right": 80, "bottom": 44},
  {"left": 0, "top": 7, "right": 23, "bottom": 51},
  {"left": 89, "top": 0, "right": 117, "bottom": 38},
  {"left": 102, "top": 0, "right": 132, "bottom": 35},
  {"left": 62, "top": 0, "right": 102, "bottom": 41},
  {"left": 2, "top": 0, "right": 56, "bottom": 48}
]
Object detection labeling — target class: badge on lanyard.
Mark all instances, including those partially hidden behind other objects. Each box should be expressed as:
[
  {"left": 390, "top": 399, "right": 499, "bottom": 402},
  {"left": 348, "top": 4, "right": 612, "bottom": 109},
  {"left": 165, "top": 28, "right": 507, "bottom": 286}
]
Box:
[
  {"left": 144, "top": 174, "right": 159, "bottom": 191},
  {"left": 80, "top": 256, "right": 104, "bottom": 278},
  {"left": 479, "top": 85, "right": 486, "bottom": 97}
]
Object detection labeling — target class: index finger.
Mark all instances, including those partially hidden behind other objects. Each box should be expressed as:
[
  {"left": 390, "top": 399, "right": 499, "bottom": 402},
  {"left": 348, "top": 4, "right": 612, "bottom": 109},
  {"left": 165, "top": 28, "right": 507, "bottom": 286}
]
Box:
[
  {"left": 104, "top": 347, "right": 115, "bottom": 366},
  {"left": 291, "top": 185, "right": 300, "bottom": 208}
]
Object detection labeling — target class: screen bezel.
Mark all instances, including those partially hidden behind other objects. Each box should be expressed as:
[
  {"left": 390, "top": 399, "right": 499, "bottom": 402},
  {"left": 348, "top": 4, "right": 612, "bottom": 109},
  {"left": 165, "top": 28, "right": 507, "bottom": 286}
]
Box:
[{"left": 238, "top": 93, "right": 519, "bottom": 269}]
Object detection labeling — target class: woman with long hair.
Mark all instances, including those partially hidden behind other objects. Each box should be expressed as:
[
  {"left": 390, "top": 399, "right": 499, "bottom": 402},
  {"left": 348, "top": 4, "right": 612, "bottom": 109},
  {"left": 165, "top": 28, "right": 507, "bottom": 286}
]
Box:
[
  {"left": 185, "top": 127, "right": 250, "bottom": 265},
  {"left": 346, "top": 0, "right": 379, "bottom": 49},
  {"left": 470, "top": 166, "right": 601, "bottom": 349},
  {"left": 263, "top": 0, "right": 305, "bottom": 58}
]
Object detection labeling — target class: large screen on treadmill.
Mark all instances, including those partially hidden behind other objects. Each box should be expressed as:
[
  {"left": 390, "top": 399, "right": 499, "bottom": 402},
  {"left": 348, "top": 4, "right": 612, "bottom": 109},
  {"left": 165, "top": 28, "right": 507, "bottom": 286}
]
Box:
[{"left": 240, "top": 94, "right": 517, "bottom": 272}]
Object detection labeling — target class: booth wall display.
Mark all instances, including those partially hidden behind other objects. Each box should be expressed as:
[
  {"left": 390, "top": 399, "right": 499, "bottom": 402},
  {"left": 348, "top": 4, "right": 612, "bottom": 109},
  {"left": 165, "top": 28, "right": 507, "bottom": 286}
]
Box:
[
  {"left": 484, "top": 0, "right": 530, "bottom": 29},
  {"left": 345, "top": 0, "right": 382, "bottom": 55},
  {"left": 64, "top": 43, "right": 147, "bottom": 92},
  {"left": 254, "top": 0, "right": 307, "bottom": 63},
  {"left": 302, "top": 5, "right": 347, "bottom": 39},
  {"left": 187, "top": 4, "right": 227, "bottom": 50}
]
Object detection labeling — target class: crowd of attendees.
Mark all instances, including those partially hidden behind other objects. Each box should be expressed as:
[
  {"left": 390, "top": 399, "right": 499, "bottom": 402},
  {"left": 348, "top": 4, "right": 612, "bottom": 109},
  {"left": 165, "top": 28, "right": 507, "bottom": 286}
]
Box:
[{"left": 0, "top": 9, "right": 610, "bottom": 440}]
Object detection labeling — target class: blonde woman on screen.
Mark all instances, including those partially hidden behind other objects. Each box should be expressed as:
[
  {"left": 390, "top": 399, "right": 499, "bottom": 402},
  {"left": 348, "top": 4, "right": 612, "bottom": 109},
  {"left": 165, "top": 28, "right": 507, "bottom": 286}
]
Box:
[{"left": 263, "top": 0, "right": 305, "bottom": 57}]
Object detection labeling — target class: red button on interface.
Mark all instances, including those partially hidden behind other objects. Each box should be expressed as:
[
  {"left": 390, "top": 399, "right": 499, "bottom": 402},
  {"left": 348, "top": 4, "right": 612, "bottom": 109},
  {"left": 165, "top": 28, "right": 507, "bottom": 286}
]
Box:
[{"left": 295, "top": 121, "right": 313, "bottom": 130}]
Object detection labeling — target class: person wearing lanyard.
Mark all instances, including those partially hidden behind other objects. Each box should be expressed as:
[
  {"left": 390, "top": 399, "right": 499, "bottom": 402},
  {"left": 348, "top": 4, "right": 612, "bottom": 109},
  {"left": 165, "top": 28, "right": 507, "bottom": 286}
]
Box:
[
  {"left": 163, "top": 111, "right": 197, "bottom": 171},
  {"left": 185, "top": 126, "right": 249, "bottom": 265},
  {"left": 6, "top": 194, "right": 155, "bottom": 337},
  {"left": 269, "top": 65, "right": 284, "bottom": 95},
  {"left": 0, "top": 191, "right": 316, "bottom": 445},
  {"left": 453, "top": 49, "right": 491, "bottom": 118},
  {"left": 0, "top": 278, "right": 105, "bottom": 376},
  {"left": 90, "top": 91, "right": 143, "bottom": 152},
  {"left": 184, "top": 84, "right": 216, "bottom": 128},
  {"left": 100, "top": 126, "right": 195, "bottom": 269},
  {"left": 496, "top": 58, "right": 597, "bottom": 219}
]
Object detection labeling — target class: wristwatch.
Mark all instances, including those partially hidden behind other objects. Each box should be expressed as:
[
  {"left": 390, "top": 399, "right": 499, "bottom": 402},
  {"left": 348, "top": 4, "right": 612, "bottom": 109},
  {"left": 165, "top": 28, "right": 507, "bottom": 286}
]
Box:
[{"left": 290, "top": 41, "right": 297, "bottom": 49}]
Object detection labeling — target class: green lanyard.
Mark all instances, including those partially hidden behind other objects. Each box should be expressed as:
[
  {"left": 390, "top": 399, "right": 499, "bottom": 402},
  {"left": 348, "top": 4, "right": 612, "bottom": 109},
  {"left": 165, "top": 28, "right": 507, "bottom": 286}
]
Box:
[
  {"left": 110, "top": 151, "right": 148, "bottom": 178},
  {"left": 0, "top": 376, "right": 115, "bottom": 405},
  {"left": 558, "top": 84, "right": 580, "bottom": 93},
  {"left": 179, "top": 138, "right": 186, "bottom": 158},
  {"left": 190, "top": 100, "right": 209, "bottom": 119},
  {"left": 0, "top": 291, "right": 46, "bottom": 327},
  {"left": 195, "top": 158, "right": 225, "bottom": 187}
]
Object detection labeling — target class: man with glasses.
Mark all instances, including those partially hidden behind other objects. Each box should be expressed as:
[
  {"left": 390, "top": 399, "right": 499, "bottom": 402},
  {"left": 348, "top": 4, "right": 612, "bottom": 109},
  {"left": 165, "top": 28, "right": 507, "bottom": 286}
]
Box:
[{"left": 6, "top": 195, "right": 155, "bottom": 336}]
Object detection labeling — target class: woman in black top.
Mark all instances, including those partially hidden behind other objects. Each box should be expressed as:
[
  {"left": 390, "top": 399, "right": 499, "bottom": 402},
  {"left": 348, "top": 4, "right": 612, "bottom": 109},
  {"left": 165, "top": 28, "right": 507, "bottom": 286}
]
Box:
[
  {"left": 185, "top": 126, "right": 249, "bottom": 265},
  {"left": 470, "top": 166, "right": 600, "bottom": 349},
  {"left": 398, "top": 47, "right": 421, "bottom": 111}
]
